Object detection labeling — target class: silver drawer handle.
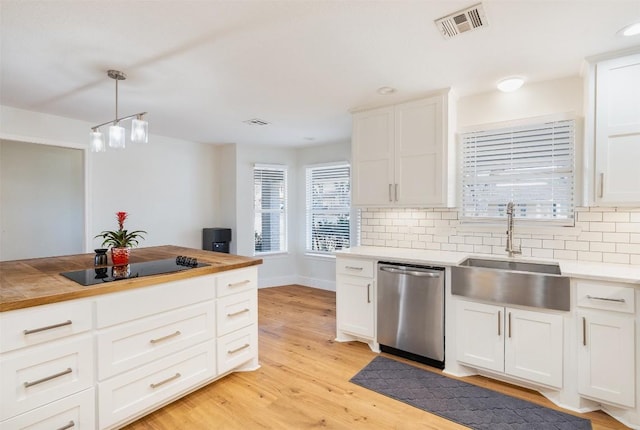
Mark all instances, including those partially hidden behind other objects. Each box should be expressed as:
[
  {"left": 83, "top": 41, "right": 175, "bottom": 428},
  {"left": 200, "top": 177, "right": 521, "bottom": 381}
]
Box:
[
  {"left": 227, "top": 308, "right": 250, "bottom": 317},
  {"left": 150, "top": 330, "right": 181, "bottom": 344},
  {"left": 150, "top": 372, "right": 181, "bottom": 389},
  {"left": 345, "top": 266, "right": 363, "bottom": 271},
  {"left": 228, "top": 280, "right": 251, "bottom": 287},
  {"left": 586, "top": 295, "right": 626, "bottom": 303},
  {"left": 56, "top": 421, "right": 75, "bottom": 430},
  {"left": 23, "top": 320, "right": 72, "bottom": 335},
  {"left": 24, "top": 367, "right": 72, "bottom": 388},
  {"left": 228, "top": 343, "right": 250, "bottom": 354}
]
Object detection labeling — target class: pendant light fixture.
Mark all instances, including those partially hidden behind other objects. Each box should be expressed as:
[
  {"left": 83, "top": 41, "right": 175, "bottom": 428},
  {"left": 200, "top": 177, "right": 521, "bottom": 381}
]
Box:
[{"left": 90, "top": 69, "right": 148, "bottom": 152}]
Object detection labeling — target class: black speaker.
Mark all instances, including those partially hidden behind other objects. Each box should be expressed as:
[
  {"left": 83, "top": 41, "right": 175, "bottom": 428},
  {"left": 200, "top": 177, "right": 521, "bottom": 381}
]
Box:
[{"left": 202, "top": 228, "right": 232, "bottom": 253}]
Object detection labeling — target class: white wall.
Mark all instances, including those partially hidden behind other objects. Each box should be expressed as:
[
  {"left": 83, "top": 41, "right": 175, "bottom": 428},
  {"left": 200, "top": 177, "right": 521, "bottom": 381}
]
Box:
[
  {"left": 457, "top": 76, "right": 584, "bottom": 127},
  {"left": 0, "top": 140, "right": 84, "bottom": 260},
  {"left": 212, "top": 141, "right": 351, "bottom": 290},
  {"left": 233, "top": 144, "right": 298, "bottom": 287},
  {"left": 0, "top": 105, "right": 218, "bottom": 256},
  {"left": 215, "top": 144, "right": 238, "bottom": 254}
]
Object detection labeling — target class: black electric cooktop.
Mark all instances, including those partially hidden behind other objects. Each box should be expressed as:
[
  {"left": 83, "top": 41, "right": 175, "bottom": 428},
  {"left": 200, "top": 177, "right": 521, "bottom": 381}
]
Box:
[{"left": 60, "top": 257, "right": 211, "bottom": 286}]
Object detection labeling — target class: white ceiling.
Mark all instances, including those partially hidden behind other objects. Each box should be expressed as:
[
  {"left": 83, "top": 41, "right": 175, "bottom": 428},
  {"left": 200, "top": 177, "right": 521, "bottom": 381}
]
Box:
[{"left": 1, "top": 0, "right": 639, "bottom": 147}]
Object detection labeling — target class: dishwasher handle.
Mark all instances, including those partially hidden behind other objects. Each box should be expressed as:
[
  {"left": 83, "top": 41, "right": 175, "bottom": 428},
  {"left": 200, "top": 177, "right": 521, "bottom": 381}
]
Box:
[{"left": 379, "top": 266, "right": 441, "bottom": 278}]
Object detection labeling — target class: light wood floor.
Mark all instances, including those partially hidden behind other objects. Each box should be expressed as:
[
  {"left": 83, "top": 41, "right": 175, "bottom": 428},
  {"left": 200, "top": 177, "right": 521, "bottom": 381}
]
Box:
[{"left": 125, "top": 285, "right": 630, "bottom": 429}]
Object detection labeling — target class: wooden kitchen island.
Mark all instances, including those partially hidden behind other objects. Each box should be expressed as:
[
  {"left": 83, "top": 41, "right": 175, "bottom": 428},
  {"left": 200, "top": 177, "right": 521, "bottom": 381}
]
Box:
[{"left": 0, "top": 246, "right": 262, "bottom": 430}]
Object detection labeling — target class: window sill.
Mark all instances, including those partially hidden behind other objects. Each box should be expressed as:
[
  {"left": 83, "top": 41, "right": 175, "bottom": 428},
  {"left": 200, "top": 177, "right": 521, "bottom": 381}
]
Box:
[
  {"left": 304, "top": 252, "right": 336, "bottom": 259},
  {"left": 456, "top": 223, "right": 582, "bottom": 236},
  {"left": 254, "top": 251, "right": 290, "bottom": 258}
]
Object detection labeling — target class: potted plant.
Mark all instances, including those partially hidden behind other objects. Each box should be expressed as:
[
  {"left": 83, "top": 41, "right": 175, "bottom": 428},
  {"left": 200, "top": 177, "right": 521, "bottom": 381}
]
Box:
[{"left": 95, "top": 211, "right": 146, "bottom": 265}]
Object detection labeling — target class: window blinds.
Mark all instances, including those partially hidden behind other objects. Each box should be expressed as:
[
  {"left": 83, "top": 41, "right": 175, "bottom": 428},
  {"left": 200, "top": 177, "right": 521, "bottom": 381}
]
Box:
[
  {"left": 254, "top": 165, "right": 287, "bottom": 254},
  {"left": 460, "top": 119, "right": 575, "bottom": 224},
  {"left": 306, "top": 163, "right": 351, "bottom": 253}
]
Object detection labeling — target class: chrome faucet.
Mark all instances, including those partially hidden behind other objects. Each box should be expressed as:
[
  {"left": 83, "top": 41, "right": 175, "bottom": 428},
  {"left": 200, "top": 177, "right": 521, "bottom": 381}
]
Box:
[{"left": 505, "top": 202, "right": 522, "bottom": 257}]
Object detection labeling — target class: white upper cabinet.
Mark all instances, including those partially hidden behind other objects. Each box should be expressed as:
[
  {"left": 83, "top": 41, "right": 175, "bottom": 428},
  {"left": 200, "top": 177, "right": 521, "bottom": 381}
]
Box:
[
  {"left": 351, "top": 106, "right": 395, "bottom": 206},
  {"left": 351, "top": 91, "right": 455, "bottom": 207},
  {"left": 589, "top": 51, "right": 640, "bottom": 205}
]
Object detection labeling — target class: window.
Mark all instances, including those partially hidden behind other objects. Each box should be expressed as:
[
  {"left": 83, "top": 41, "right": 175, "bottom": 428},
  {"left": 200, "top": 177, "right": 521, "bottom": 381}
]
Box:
[
  {"left": 254, "top": 165, "right": 287, "bottom": 254},
  {"left": 306, "top": 163, "right": 351, "bottom": 253},
  {"left": 460, "top": 118, "right": 575, "bottom": 224}
]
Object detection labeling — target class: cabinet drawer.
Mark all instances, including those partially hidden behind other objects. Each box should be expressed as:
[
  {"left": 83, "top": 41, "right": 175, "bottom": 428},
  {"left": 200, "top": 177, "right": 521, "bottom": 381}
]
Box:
[
  {"left": 0, "top": 388, "right": 95, "bottom": 430},
  {"left": 216, "top": 291, "right": 257, "bottom": 337},
  {"left": 576, "top": 280, "right": 635, "bottom": 313},
  {"left": 0, "top": 300, "right": 92, "bottom": 353},
  {"left": 97, "top": 301, "right": 215, "bottom": 380},
  {"left": 216, "top": 268, "right": 257, "bottom": 298},
  {"left": 217, "top": 325, "right": 258, "bottom": 375},
  {"left": 0, "top": 334, "right": 94, "bottom": 421},
  {"left": 96, "top": 275, "right": 215, "bottom": 328},
  {"left": 336, "top": 258, "right": 374, "bottom": 278},
  {"left": 98, "top": 341, "right": 215, "bottom": 430}
]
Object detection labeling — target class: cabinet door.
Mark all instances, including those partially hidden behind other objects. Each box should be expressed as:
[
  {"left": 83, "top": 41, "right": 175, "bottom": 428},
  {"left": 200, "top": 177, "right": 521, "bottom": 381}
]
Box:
[
  {"left": 336, "top": 275, "right": 374, "bottom": 338},
  {"left": 394, "top": 96, "right": 444, "bottom": 206},
  {"left": 455, "top": 300, "right": 503, "bottom": 372},
  {"left": 504, "top": 308, "right": 563, "bottom": 388},
  {"left": 351, "top": 106, "right": 395, "bottom": 206},
  {"left": 595, "top": 53, "right": 640, "bottom": 204},
  {"left": 577, "top": 311, "right": 635, "bottom": 407}
]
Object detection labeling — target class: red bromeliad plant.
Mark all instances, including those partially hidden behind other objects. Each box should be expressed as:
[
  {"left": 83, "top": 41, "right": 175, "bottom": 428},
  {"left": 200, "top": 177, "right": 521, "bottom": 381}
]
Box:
[{"left": 95, "top": 211, "right": 146, "bottom": 249}]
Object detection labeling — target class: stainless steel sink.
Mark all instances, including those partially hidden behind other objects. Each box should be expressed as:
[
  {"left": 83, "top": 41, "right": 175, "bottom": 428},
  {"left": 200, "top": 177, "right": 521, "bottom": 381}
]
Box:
[
  {"left": 452, "top": 257, "right": 570, "bottom": 311},
  {"left": 458, "top": 258, "right": 562, "bottom": 275}
]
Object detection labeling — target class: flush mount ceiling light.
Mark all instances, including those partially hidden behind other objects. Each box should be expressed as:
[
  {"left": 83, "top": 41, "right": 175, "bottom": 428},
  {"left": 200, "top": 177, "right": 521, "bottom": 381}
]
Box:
[
  {"left": 497, "top": 77, "right": 524, "bottom": 92},
  {"left": 618, "top": 21, "right": 640, "bottom": 37},
  {"left": 243, "top": 118, "right": 270, "bottom": 126},
  {"left": 90, "top": 69, "right": 148, "bottom": 153},
  {"left": 377, "top": 86, "right": 397, "bottom": 95}
]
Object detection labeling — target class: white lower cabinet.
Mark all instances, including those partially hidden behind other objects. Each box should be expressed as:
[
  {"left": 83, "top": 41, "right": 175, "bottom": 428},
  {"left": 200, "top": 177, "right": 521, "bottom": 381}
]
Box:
[
  {"left": 0, "top": 388, "right": 95, "bottom": 430},
  {"left": 0, "top": 334, "right": 94, "bottom": 421},
  {"left": 336, "top": 276, "right": 374, "bottom": 339},
  {"left": 456, "top": 300, "right": 563, "bottom": 388},
  {"left": 575, "top": 279, "right": 636, "bottom": 408},
  {"left": 98, "top": 341, "right": 216, "bottom": 429},
  {"left": 96, "top": 301, "right": 216, "bottom": 380},
  {"left": 336, "top": 257, "right": 375, "bottom": 344},
  {"left": 577, "top": 311, "right": 635, "bottom": 407},
  {"left": 1, "top": 266, "right": 260, "bottom": 430},
  {"left": 217, "top": 324, "right": 258, "bottom": 375}
]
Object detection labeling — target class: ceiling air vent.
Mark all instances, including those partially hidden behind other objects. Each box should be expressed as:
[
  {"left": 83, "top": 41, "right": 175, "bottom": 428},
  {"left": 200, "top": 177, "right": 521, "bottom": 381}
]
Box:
[
  {"left": 435, "top": 3, "right": 487, "bottom": 40},
  {"left": 243, "top": 118, "right": 270, "bottom": 126}
]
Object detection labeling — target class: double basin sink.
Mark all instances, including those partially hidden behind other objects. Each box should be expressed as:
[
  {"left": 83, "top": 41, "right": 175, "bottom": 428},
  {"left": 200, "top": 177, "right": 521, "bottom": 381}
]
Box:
[{"left": 451, "top": 258, "right": 570, "bottom": 311}]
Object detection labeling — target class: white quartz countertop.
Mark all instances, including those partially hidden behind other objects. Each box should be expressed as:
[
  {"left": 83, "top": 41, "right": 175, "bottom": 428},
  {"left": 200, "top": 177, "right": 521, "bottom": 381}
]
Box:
[{"left": 337, "top": 246, "right": 640, "bottom": 285}]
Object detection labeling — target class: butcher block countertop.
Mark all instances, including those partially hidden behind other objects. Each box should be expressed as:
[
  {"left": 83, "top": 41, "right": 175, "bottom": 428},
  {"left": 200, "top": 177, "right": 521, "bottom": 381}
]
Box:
[{"left": 0, "top": 245, "right": 262, "bottom": 312}]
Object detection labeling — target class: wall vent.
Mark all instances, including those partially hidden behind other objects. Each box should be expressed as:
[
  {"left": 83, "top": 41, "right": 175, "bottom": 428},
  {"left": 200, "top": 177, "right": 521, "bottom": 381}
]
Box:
[
  {"left": 243, "top": 118, "right": 270, "bottom": 126},
  {"left": 435, "top": 3, "right": 487, "bottom": 40}
]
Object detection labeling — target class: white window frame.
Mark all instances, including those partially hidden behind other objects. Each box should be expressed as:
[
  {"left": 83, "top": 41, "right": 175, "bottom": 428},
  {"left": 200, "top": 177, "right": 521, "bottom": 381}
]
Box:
[
  {"left": 459, "top": 114, "right": 576, "bottom": 226},
  {"left": 253, "top": 164, "right": 287, "bottom": 255},
  {"left": 305, "top": 162, "right": 351, "bottom": 255}
]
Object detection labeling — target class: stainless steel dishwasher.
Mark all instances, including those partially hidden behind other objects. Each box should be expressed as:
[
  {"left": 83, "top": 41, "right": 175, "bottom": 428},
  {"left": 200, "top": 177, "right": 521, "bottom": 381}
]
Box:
[{"left": 377, "top": 262, "right": 445, "bottom": 368}]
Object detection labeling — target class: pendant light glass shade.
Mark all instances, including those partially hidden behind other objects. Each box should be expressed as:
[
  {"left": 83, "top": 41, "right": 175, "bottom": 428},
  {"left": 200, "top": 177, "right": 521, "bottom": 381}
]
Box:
[
  {"left": 90, "top": 69, "right": 148, "bottom": 152},
  {"left": 109, "top": 124, "right": 126, "bottom": 149},
  {"left": 131, "top": 117, "right": 148, "bottom": 143},
  {"left": 90, "top": 130, "right": 106, "bottom": 153}
]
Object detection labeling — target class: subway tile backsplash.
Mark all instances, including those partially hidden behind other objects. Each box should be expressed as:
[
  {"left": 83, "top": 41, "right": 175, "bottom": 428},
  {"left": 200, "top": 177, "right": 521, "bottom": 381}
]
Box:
[{"left": 359, "top": 207, "right": 640, "bottom": 265}]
